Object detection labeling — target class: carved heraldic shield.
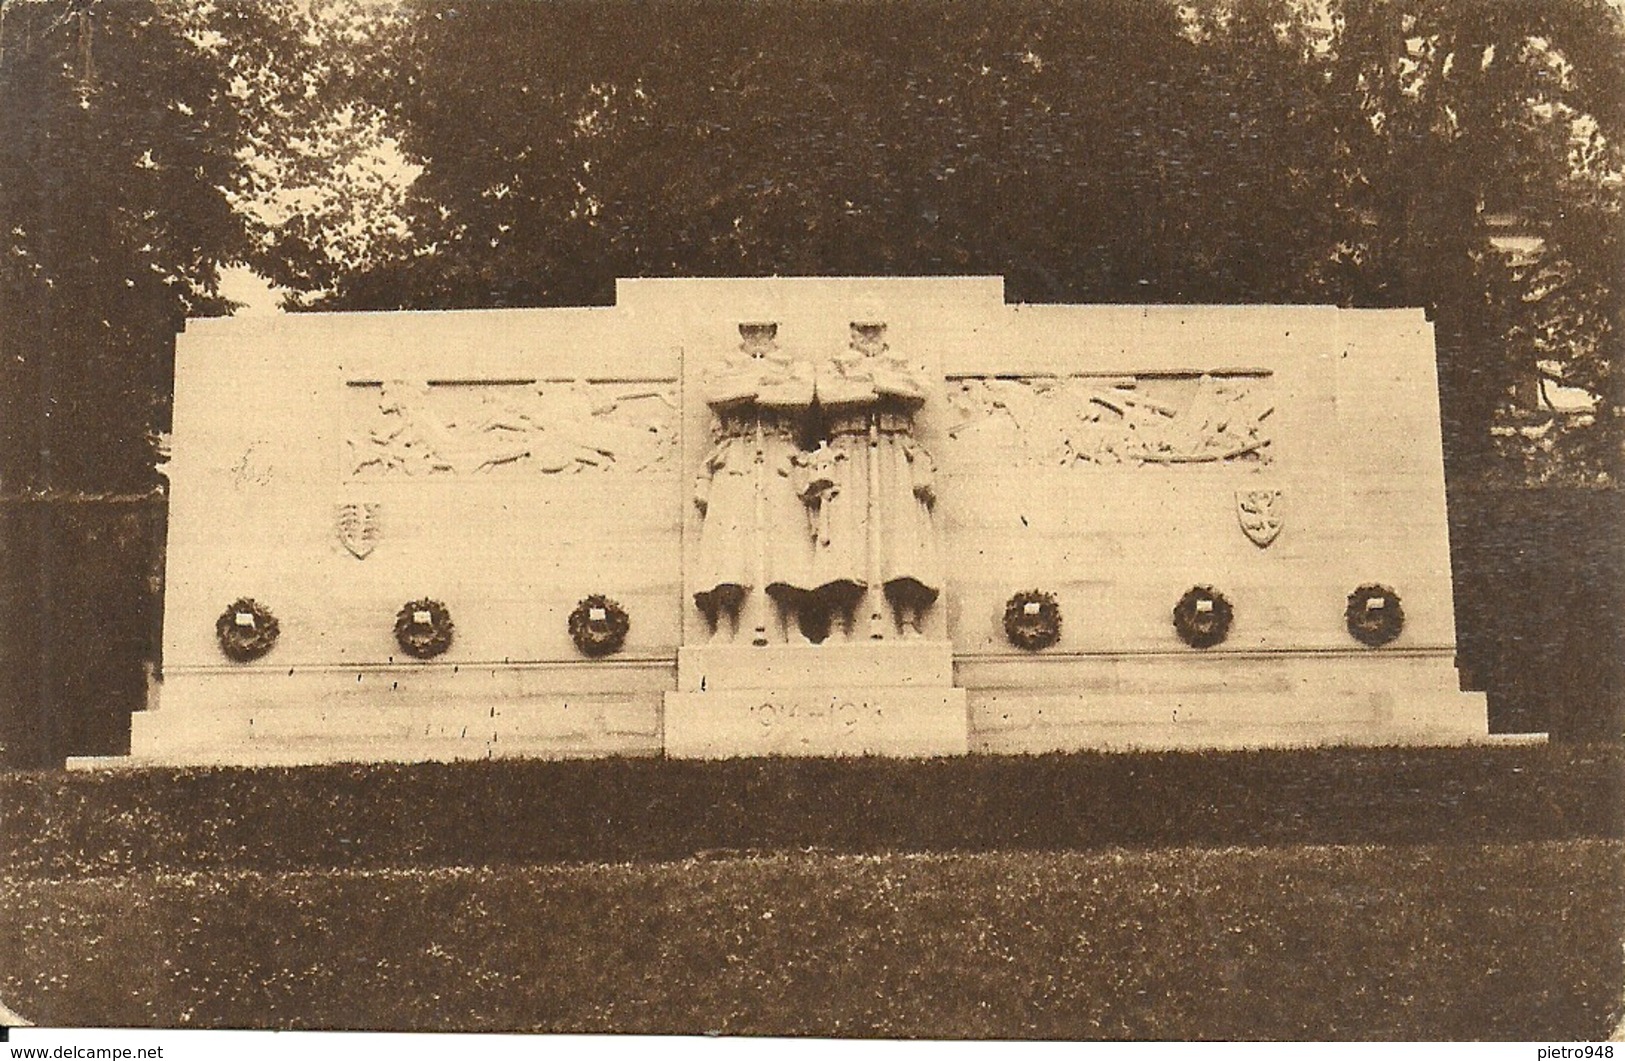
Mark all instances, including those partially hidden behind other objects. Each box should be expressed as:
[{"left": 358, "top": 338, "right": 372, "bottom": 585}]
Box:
[
  {"left": 337, "top": 502, "right": 381, "bottom": 559},
  {"left": 1235, "top": 489, "right": 1283, "bottom": 548}
]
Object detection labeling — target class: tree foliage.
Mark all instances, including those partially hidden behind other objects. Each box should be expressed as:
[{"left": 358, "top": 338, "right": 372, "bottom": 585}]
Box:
[
  {"left": 316, "top": 0, "right": 1354, "bottom": 308},
  {"left": 1321, "top": 0, "right": 1624, "bottom": 479},
  {"left": 0, "top": 0, "right": 346, "bottom": 492}
]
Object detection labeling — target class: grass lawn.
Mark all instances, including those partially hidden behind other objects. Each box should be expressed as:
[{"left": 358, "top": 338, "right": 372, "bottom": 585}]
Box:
[
  {"left": 2, "top": 840, "right": 1621, "bottom": 1039},
  {"left": 3, "top": 747, "right": 1620, "bottom": 1038}
]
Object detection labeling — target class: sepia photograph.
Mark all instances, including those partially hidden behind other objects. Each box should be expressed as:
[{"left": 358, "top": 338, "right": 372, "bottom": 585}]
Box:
[{"left": 0, "top": 0, "right": 1621, "bottom": 1044}]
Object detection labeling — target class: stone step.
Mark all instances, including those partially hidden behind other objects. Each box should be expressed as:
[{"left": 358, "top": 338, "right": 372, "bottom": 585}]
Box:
[
  {"left": 677, "top": 641, "right": 954, "bottom": 692},
  {"left": 664, "top": 687, "right": 968, "bottom": 759}
]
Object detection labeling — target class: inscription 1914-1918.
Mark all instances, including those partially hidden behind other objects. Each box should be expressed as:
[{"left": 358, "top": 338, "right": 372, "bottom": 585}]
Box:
[{"left": 749, "top": 699, "right": 885, "bottom": 729}]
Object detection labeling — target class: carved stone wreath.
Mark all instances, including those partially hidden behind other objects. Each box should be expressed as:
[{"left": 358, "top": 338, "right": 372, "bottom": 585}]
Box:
[
  {"left": 216, "top": 598, "right": 280, "bottom": 662},
  {"left": 569, "top": 594, "right": 630, "bottom": 657},
  {"left": 1346, "top": 584, "right": 1404, "bottom": 647},
  {"left": 395, "top": 598, "right": 454, "bottom": 659},
  {"left": 1173, "top": 585, "right": 1233, "bottom": 649},
  {"left": 1003, "top": 590, "right": 1062, "bottom": 651}
]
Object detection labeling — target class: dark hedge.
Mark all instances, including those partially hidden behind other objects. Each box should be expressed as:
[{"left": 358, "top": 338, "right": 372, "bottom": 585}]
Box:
[
  {"left": 2, "top": 744, "right": 1619, "bottom": 877},
  {"left": 0, "top": 496, "right": 165, "bottom": 768},
  {"left": 1451, "top": 487, "right": 1625, "bottom": 740}
]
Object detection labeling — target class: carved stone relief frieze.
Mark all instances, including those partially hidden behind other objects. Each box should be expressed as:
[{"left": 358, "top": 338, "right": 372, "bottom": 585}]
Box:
[
  {"left": 343, "top": 379, "right": 678, "bottom": 480},
  {"left": 944, "top": 373, "right": 1275, "bottom": 466}
]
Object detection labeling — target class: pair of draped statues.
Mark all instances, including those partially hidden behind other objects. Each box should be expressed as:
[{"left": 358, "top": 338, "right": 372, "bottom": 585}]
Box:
[{"left": 692, "top": 322, "right": 941, "bottom": 645}]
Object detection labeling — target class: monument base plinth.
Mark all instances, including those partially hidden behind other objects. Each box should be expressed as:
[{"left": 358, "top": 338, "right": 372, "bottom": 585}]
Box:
[
  {"left": 95, "top": 662, "right": 667, "bottom": 768},
  {"left": 960, "top": 649, "right": 1489, "bottom": 753},
  {"left": 663, "top": 687, "right": 969, "bottom": 759},
  {"left": 676, "top": 640, "right": 955, "bottom": 691}
]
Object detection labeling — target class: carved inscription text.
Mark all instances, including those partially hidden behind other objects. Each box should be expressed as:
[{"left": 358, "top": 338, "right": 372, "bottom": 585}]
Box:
[{"left": 748, "top": 699, "right": 885, "bottom": 730}]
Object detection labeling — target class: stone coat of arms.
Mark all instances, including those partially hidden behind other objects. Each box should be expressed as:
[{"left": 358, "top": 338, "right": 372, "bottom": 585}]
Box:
[
  {"left": 1235, "top": 489, "right": 1283, "bottom": 548},
  {"left": 336, "top": 502, "right": 381, "bottom": 559}
]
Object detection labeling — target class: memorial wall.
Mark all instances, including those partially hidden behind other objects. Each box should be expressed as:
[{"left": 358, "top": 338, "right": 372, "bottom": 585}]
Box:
[{"left": 101, "top": 276, "right": 1486, "bottom": 766}]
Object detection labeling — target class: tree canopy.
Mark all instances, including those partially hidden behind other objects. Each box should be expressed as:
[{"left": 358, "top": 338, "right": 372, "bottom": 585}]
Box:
[{"left": 0, "top": 0, "right": 365, "bottom": 491}]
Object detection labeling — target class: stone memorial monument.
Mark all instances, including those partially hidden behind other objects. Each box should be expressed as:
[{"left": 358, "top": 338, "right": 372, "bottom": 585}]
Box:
[{"left": 88, "top": 277, "right": 1487, "bottom": 767}]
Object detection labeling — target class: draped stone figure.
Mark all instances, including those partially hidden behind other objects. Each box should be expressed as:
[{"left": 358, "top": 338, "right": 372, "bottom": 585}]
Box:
[
  {"left": 874, "top": 408, "right": 940, "bottom": 637},
  {"left": 759, "top": 363, "right": 817, "bottom": 643},
  {"left": 811, "top": 323, "right": 942, "bottom": 640},
  {"left": 692, "top": 403, "right": 758, "bottom": 641},
  {"left": 809, "top": 337, "right": 878, "bottom": 639},
  {"left": 692, "top": 324, "right": 816, "bottom": 644}
]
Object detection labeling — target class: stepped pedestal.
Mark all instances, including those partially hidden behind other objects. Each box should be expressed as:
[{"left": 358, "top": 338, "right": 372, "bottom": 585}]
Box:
[{"left": 663, "top": 642, "right": 969, "bottom": 759}]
